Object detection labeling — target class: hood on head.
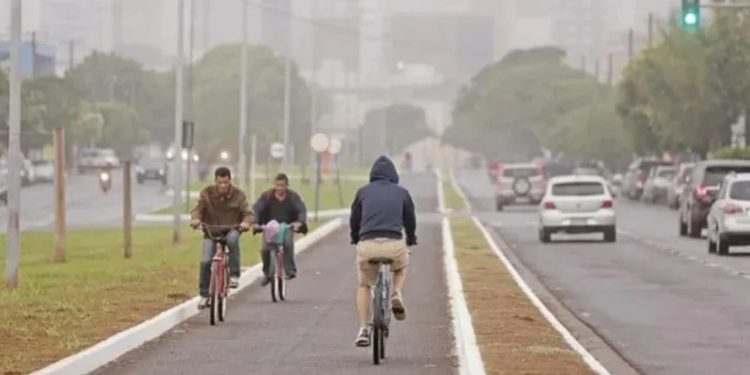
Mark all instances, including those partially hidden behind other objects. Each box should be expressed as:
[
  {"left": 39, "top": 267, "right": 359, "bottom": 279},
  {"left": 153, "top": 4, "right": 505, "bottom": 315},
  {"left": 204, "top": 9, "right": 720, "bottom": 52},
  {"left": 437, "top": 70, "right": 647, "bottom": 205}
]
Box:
[{"left": 369, "top": 156, "right": 399, "bottom": 184}]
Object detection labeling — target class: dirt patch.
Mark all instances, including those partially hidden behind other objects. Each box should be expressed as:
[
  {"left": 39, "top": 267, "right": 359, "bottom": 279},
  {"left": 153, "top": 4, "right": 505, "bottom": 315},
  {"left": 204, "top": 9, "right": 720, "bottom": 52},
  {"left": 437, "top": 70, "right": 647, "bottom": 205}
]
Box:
[{"left": 452, "top": 219, "right": 595, "bottom": 375}]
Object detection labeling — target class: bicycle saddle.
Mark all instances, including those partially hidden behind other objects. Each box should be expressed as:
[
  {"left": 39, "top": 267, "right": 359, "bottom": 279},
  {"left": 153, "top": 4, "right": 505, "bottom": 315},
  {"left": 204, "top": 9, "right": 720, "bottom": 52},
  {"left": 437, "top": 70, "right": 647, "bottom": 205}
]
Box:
[{"left": 368, "top": 257, "right": 394, "bottom": 265}]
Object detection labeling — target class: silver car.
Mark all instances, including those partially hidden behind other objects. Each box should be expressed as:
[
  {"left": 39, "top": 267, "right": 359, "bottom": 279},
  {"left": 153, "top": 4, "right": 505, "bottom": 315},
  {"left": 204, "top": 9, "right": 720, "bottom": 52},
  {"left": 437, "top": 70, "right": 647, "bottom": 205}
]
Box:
[
  {"left": 666, "top": 163, "right": 694, "bottom": 209},
  {"left": 642, "top": 166, "right": 677, "bottom": 204},
  {"left": 707, "top": 173, "right": 750, "bottom": 255},
  {"left": 538, "top": 175, "right": 616, "bottom": 243}
]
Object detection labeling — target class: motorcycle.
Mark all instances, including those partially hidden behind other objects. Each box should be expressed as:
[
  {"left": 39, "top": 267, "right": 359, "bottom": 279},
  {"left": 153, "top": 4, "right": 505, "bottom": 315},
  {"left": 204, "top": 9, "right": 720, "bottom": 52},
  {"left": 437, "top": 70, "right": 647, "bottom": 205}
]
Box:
[{"left": 99, "top": 170, "right": 112, "bottom": 193}]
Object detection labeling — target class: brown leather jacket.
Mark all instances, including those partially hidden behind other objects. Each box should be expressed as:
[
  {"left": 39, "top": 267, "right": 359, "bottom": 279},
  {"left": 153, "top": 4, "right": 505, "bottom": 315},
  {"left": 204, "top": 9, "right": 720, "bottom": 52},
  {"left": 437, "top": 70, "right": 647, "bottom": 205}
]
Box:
[{"left": 191, "top": 185, "right": 255, "bottom": 236}]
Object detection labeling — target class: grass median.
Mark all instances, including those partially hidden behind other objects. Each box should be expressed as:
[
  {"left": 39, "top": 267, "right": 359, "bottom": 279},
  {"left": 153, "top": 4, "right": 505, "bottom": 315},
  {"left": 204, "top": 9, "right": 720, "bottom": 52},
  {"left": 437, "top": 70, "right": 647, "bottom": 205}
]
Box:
[
  {"left": 451, "top": 218, "right": 593, "bottom": 374},
  {"left": 0, "top": 223, "right": 317, "bottom": 374},
  {"left": 156, "top": 177, "right": 363, "bottom": 215},
  {"left": 443, "top": 179, "right": 467, "bottom": 212}
]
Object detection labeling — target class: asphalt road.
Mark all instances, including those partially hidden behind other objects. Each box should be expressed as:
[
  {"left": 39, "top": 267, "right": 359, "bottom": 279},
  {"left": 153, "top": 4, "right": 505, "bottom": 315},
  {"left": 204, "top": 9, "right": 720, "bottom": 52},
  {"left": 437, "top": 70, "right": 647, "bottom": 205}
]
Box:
[
  {"left": 94, "top": 172, "right": 458, "bottom": 375},
  {"left": 457, "top": 168, "right": 750, "bottom": 375},
  {"left": 0, "top": 171, "right": 170, "bottom": 233}
]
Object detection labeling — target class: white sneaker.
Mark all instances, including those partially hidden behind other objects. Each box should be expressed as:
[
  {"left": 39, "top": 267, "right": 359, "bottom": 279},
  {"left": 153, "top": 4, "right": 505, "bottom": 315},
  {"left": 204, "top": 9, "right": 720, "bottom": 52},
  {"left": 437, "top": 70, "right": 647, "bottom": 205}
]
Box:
[
  {"left": 229, "top": 276, "right": 240, "bottom": 288},
  {"left": 354, "top": 326, "right": 371, "bottom": 347},
  {"left": 198, "top": 297, "right": 210, "bottom": 310}
]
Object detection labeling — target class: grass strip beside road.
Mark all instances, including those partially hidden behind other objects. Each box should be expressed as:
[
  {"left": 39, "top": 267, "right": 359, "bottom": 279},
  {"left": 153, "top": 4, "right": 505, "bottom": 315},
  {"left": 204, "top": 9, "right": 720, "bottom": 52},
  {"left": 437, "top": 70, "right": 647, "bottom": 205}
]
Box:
[
  {"left": 156, "top": 177, "right": 363, "bottom": 214},
  {"left": 0, "top": 224, "right": 316, "bottom": 374},
  {"left": 443, "top": 179, "right": 467, "bottom": 212},
  {"left": 451, "top": 218, "right": 594, "bottom": 375}
]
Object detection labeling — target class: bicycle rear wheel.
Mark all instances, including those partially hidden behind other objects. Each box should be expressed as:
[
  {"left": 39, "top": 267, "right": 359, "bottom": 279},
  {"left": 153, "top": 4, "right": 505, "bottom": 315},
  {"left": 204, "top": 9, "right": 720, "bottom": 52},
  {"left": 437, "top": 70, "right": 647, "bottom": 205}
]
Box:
[
  {"left": 270, "top": 252, "right": 278, "bottom": 303},
  {"left": 277, "top": 251, "right": 286, "bottom": 301},
  {"left": 372, "top": 277, "right": 384, "bottom": 364}
]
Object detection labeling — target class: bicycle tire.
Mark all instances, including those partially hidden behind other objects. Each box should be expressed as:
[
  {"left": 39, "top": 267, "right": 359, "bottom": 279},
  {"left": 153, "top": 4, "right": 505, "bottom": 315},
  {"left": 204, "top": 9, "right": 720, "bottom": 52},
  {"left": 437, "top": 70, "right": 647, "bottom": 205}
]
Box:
[
  {"left": 270, "top": 251, "right": 278, "bottom": 303},
  {"left": 379, "top": 327, "right": 386, "bottom": 360},
  {"left": 209, "top": 262, "right": 219, "bottom": 326},
  {"left": 372, "top": 326, "right": 381, "bottom": 365},
  {"left": 372, "top": 271, "right": 384, "bottom": 365},
  {"left": 277, "top": 251, "right": 286, "bottom": 301},
  {"left": 218, "top": 262, "right": 229, "bottom": 322}
]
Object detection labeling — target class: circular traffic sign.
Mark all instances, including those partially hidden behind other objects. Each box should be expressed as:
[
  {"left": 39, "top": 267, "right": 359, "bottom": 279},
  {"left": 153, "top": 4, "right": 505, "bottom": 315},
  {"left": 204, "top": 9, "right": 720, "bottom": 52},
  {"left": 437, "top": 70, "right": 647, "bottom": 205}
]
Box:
[
  {"left": 270, "top": 142, "right": 286, "bottom": 159},
  {"left": 310, "top": 133, "right": 330, "bottom": 153},
  {"left": 328, "top": 138, "right": 342, "bottom": 155}
]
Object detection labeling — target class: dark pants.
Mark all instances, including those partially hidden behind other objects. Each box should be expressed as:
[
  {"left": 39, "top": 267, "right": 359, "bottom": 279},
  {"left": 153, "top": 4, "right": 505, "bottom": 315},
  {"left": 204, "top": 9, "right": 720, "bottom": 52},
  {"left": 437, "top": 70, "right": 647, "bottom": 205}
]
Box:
[
  {"left": 261, "top": 229, "right": 296, "bottom": 278},
  {"left": 199, "top": 229, "right": 241, "bottom": 297}
]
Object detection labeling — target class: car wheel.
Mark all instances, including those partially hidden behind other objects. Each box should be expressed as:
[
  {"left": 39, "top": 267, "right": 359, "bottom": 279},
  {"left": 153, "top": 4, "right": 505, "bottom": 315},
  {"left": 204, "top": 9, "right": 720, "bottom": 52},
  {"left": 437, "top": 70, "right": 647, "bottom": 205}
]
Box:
[
  {"left": 604, "top": 227, "right": 617, "bottom": 243},
  {"left": 679, "top": 215, "right": 688, "bottom": 236},
  {"left": 717, "top": 235, "right": 730, "bottom": 256},
  {"left": 708, "top": 230, "right": 717, "bottom": 253},
  {"left": 496, "top": 197, "right": 504, "bottom": 211},
  {"left": 688, "top": 217, "right": 702, "bottom": 238},
  {"left": 539, "top": 228, "right": 551, "bottom": 243}
]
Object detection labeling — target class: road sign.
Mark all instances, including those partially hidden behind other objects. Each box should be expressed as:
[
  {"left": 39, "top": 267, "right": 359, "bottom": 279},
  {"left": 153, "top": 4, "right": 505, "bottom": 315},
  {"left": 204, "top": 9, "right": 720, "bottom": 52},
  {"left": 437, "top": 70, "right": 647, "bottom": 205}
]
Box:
[
  {"left": 270, "top": 142, "right": 286, "bottom": 159},
  {"left": 328, "top": 138, "right": 342, "bottom": 155},
  {"left": 182, "top": 121, "right": 194, "bottom": 149},
  {"left": 310, "top": 133, "right": 330, "bottom": 153}
]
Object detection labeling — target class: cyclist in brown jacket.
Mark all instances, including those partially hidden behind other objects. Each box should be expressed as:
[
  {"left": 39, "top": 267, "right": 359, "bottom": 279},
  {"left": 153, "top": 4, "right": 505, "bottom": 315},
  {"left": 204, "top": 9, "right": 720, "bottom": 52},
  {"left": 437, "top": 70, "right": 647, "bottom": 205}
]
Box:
[{"left": 190, "top": 167, "right": 255, "bottom": 309}]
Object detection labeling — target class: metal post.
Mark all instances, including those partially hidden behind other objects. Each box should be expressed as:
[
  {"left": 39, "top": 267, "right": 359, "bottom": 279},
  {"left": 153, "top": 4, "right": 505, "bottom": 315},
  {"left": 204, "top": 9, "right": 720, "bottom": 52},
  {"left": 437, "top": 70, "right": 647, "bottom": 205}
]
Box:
[
  {"left": 628, "top": 28, "right": 634, "bottom": 60},
  {"left": 185, "top": 150, "right": 192, "bottom": 213},
  {"left": 31, "top": 31, "right": 36, "bottom": 78},
  {"left": 282, "top": 56, "right": 291, "bottom": 167},
  {"left": 172, "top": 0, "right": 186, "bottom": 244},
  {"left": 238, "top": 0, "right": 248, "bottom": 188},
  {"left": 5, "top": 0, "right": 21, "bottom": 289},
  {"left": 594, "top": 59, "right": 600, "bottom": 82},
  {"left": 250, "top": 134, "right": 257, "bottom": 200},
  {"left": 68, "top": 40, "right": 75, "bottom": 73},
  {"left": 123, "top": 161, "right": 132, "bottom": 259},
  {"left": 607, "top": 53, "right": 614, "bottom": 88},
  {"left": 648, "top": 13, "right": 654, "bottom": 48},
  {"left": 54, "top": 127, "right": 66, "bottom": 263},
  {"left": 314, "top": 152, "right": 321, "bottom": 221}
]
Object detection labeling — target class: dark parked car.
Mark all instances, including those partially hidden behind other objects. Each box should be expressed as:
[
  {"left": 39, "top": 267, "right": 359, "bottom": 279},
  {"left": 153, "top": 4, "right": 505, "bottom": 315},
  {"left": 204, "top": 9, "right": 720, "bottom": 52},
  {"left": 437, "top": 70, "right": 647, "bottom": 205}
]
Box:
[
  {"left": 679, "top": 160, "right": 750, "bottom": 238},
  {"left": 136, "top": 157, "right": 168, "bottom": 185}
]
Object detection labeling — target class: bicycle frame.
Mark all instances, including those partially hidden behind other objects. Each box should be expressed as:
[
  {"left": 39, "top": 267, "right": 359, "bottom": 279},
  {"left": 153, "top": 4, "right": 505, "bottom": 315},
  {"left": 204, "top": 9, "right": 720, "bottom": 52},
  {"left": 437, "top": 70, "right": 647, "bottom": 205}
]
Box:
[{"left": 202, "top": 225, "right": 236, "bottom": 325}]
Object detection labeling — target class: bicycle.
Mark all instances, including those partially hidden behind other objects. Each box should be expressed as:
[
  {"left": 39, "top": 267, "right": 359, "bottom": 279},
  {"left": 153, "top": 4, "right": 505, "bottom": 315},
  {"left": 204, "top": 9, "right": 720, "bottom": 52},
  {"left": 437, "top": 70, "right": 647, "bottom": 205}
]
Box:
[
  {"left": 369, "top": 257, "right": 393, "bottom": 365},
  {"left": 254, "top": 221, "right": 298, "bottom": 303},
  {"left": 200, "top": 224, "right": 238, "bottom": 326}
]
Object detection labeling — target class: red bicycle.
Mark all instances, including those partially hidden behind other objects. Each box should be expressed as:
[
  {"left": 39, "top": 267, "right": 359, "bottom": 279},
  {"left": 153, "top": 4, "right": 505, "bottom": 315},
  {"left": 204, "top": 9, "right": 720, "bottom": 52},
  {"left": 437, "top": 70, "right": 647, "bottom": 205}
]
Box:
[{"left": 200, "top": 224, "right": 238, "bottom": 326}]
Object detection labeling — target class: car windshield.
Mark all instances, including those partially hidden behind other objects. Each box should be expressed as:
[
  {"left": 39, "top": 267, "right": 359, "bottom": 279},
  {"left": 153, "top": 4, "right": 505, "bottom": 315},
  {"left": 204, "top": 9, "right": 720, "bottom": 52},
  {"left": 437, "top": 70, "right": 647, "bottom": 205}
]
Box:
[
  {"left": 704, "top": 166, "right": 750, "bottom": 186},
  {"left": 140, "top": 158, "right": 164, "bottom": 168},
  {"left": 574, "top": 168, "right": 600, "bottom": 176},
  {"left": 657, "top": 169, "right": 676, "bottom": 179},
  {"left": 503, "top": 167, "right": 539, "bottom": 178},
  {"left": 31, "top": 160, "right": 51, "bottom": 166},
  {"left": 551, "top": 182, "right": 605, "bottom": 196},
  {"left": 730, "top": 181, "right": 750, "bottom": 200}
]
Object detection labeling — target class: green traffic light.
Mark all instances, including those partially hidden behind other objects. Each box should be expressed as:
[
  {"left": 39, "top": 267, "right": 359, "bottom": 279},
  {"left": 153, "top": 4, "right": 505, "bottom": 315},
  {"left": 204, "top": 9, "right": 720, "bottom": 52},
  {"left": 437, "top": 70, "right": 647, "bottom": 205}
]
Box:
[{"left": 684, "top": 12, "right": 698, "bottom": 26}]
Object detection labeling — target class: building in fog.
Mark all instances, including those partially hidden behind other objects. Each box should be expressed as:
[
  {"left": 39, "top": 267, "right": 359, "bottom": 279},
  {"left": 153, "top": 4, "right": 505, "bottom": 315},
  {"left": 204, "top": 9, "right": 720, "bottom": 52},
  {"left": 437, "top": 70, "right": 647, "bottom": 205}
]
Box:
[{"left": 0, "top": 41, "right": 56, "bottom": 78}]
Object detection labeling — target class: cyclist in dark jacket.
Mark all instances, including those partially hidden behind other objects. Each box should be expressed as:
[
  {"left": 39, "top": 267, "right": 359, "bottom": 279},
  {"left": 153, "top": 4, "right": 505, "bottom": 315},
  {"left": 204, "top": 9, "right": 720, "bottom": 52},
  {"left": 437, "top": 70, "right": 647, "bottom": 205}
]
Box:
[
  {"left": 253, "top": 173, "right": 308, "bottom": 284},
  {"left": 349, "top": 155, "right": 417, "bottom": 347}
]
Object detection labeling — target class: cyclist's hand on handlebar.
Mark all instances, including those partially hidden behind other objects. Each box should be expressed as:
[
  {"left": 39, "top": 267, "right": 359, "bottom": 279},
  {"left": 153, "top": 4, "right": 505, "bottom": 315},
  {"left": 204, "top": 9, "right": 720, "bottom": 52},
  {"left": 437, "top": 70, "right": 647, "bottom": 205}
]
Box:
[
  {"left": 291, "top": 222, "right": 302, "bottom": 232},
  {"left": 238, "top": 222, "right": 251, "bottom": 232},
  {"left": 252, "top": 224, "right": 263, "bottom": 234},
  {"left": 190, "top": 219, "right": 201, "bottom": 230},
  {"left": 406, "top": 236, "right": 417, "bottom": 247}
]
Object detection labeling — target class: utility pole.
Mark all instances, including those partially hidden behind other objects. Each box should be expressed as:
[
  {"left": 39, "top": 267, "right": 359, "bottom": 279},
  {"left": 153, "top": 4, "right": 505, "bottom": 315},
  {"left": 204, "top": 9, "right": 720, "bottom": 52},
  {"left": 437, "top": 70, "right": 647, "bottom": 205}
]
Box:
[
  {"left": 123, "top": 161, "right": 132, "bottom": 259},
  {"left": 5, "top": 0, "right": 21, "bottom": 289},
  {"left": 250, "top": 134, "right": 257, "bottom": 200},
  {"left": 172, "top": 0, "right": 186, "bottom": 244},
  {"left": 607, "top": 53, "right": 614, "bottom": 88},
  {"left": 68, "top": 40, "right": 75, "bottom": 74},
  {"left": 54, "top": 128, "right": 66, "bottom": 263},
  {"left": 594, "top": 59, "right": 600, "bottom": 82},
  {"left": 185, "top": 0, "right": 195, "bottom": 206},
  {"left": 628, "top": 28, "right": 634, "bottom": 60},
  {"left": 648, "top": 12, "right": 654, "bottom": 48},
  {"left": 282, "top": 56, "right": 292, "bottom": 168},
  {"left": 238, "top": 0, "right": 248, "bottom": 188},
  {"left": 31, "top": 31, "right": 37, "bottom": 78}
]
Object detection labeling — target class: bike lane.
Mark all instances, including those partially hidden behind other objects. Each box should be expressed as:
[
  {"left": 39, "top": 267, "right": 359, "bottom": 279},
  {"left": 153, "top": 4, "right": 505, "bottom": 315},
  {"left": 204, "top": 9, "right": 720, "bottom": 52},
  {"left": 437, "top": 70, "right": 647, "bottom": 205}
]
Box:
[{"left": 95, "top": 173, "right": 458, "bottom": 375}]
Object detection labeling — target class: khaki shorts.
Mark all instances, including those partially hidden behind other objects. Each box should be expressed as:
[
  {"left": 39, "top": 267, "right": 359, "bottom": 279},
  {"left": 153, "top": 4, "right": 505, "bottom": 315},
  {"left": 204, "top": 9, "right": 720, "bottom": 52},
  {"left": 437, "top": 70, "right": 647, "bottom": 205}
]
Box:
[{"left": 356, "top": 238, "right": 409, "bottom": 287}]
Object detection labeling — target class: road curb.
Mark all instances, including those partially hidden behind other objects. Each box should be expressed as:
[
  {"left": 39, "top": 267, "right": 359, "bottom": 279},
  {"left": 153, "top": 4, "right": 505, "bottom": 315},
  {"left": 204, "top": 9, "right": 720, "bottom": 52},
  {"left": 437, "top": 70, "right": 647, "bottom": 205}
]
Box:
[
  {"left": 436, "top": 170, "right": 487, "bottom": 375},
  {"left": 30, "top": 218, "right": 343, "bottom": 375}
]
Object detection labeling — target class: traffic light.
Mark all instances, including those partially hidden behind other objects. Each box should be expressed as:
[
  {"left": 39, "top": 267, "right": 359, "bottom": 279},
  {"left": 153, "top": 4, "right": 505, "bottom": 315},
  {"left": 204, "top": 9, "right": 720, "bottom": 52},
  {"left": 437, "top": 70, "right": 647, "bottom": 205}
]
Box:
[{"left": 681, "top": 0, "right": 701, "bottom": 31}]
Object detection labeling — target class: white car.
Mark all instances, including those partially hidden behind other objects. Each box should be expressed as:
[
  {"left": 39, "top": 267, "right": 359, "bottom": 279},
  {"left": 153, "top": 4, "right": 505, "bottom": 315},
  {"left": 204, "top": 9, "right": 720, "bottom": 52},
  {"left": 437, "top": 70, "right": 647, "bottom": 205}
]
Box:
[
  {"left": 78, "top": 148, "right": 120, "bottom": 173},
  {"left": 538, "top": 175, "right": 617, "bottom": 243},
  {"left": 31, "top": 159, "right": 55, "bottom": 182},
  {"left": 494, "top": 162, "right": 547, "bottom": 210},
  {"left": 707, "top": 173, "right": 750, "bottom": 255}
]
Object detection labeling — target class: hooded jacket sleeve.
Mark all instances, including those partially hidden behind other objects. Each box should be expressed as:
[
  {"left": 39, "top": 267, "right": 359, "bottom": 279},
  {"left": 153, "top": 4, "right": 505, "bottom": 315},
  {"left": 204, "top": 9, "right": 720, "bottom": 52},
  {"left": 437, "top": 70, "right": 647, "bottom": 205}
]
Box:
[
  {"left": 252, "top": 191, "right": 270, "bottom": 225},
  {"left": 403, "top": 190, "right": 417, "bottom": 246},
  {"left": 349, "top": 189, "right": 363, "bottom": 244}
]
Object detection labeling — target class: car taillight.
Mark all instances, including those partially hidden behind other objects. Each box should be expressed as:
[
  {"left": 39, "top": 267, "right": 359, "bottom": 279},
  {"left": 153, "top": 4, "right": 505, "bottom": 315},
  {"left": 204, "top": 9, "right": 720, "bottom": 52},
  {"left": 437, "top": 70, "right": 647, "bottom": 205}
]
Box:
[
  {"left": 694, "top": 185, "right": 709, "bottom": 198},
  {"left": 543, "top": 201, "right": 556, "bottom": 210},
  {"left": 723, "top": 204, "right": 744, "bottom": 215},
  {"left": 638, "top": 171, "right": 648, "bottom": 182},
  {"left": 602, "top": 200, "right": 613, "bottom": 208}
]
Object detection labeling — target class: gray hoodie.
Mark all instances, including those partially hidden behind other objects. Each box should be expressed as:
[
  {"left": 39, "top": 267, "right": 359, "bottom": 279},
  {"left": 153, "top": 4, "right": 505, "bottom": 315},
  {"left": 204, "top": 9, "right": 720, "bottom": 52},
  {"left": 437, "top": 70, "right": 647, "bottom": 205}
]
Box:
[{"left": 349, "top": 156, "right": 417, "bottom": 245}]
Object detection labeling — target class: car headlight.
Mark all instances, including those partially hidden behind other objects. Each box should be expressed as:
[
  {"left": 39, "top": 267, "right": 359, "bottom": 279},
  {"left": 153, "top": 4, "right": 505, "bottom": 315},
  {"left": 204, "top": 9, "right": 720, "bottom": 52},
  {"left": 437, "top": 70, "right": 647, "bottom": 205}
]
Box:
[{"left": 158, "top": 169, "right": 165, "bottom": 175}]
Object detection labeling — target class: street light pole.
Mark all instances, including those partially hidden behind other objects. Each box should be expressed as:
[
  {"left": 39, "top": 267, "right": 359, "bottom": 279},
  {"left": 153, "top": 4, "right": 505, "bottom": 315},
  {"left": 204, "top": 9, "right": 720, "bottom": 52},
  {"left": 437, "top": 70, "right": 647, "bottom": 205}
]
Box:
[
  {"left": 282, "top": 56, "right": 291, "bottom": 167},
  {"left": 238, "top": 0, "right": 248, "bottom": 188},
  {"left": 5, "top": 0, "right": 21, "bottom": 288},
  {"left": 172, "top": 0, "right": 186, "bottom": 244}
]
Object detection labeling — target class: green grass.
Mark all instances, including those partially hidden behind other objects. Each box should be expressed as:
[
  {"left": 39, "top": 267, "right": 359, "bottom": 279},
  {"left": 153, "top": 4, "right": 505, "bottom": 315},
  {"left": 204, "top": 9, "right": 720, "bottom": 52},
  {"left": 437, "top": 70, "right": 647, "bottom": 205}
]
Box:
[
  {"left": 443, "top": 178, "right": 468, "bottom": 212},
  {"left": 0, "top": 223, "right": 318, "bottom": 374},
  {"left": 157, "top": 176, "right": 363, "bottom": 215}
]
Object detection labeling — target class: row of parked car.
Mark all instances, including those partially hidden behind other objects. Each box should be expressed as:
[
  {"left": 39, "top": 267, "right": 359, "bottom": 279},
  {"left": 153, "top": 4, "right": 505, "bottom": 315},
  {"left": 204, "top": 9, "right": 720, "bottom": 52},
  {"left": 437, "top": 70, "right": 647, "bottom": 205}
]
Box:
[{"left": 622, "top": 158, "right": 750, "bottom": 255}]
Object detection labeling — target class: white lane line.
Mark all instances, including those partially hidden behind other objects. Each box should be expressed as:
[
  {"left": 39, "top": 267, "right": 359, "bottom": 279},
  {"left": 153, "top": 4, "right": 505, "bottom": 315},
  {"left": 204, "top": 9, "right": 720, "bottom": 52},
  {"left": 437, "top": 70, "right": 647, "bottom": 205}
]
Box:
[{"left": 436, "top": 170, "right": 486, "bottom": 375}]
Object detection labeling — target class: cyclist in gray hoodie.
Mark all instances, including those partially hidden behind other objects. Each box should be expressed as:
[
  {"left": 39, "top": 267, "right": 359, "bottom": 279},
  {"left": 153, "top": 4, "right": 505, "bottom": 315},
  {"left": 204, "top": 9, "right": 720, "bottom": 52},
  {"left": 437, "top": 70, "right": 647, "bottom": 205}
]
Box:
[{"left": 349, "top": 155, "right": 417, "bottom": 347}]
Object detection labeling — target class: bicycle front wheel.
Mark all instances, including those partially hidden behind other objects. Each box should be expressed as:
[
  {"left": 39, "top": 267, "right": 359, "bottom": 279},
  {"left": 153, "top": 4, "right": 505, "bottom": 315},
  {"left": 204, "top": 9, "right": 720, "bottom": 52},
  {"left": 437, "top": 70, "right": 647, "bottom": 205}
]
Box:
[
  {"left": 372, "top": 326, "right": 381, "bottom": 365},
  {"left": 209, "top": 262, "right": 219, "bottom": 326},
  {"left": 270, "top": 252, "right": 278, "bottom": 303},
  {"left": 218, "top": 263, "right": 229, "bottom": 322}
]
